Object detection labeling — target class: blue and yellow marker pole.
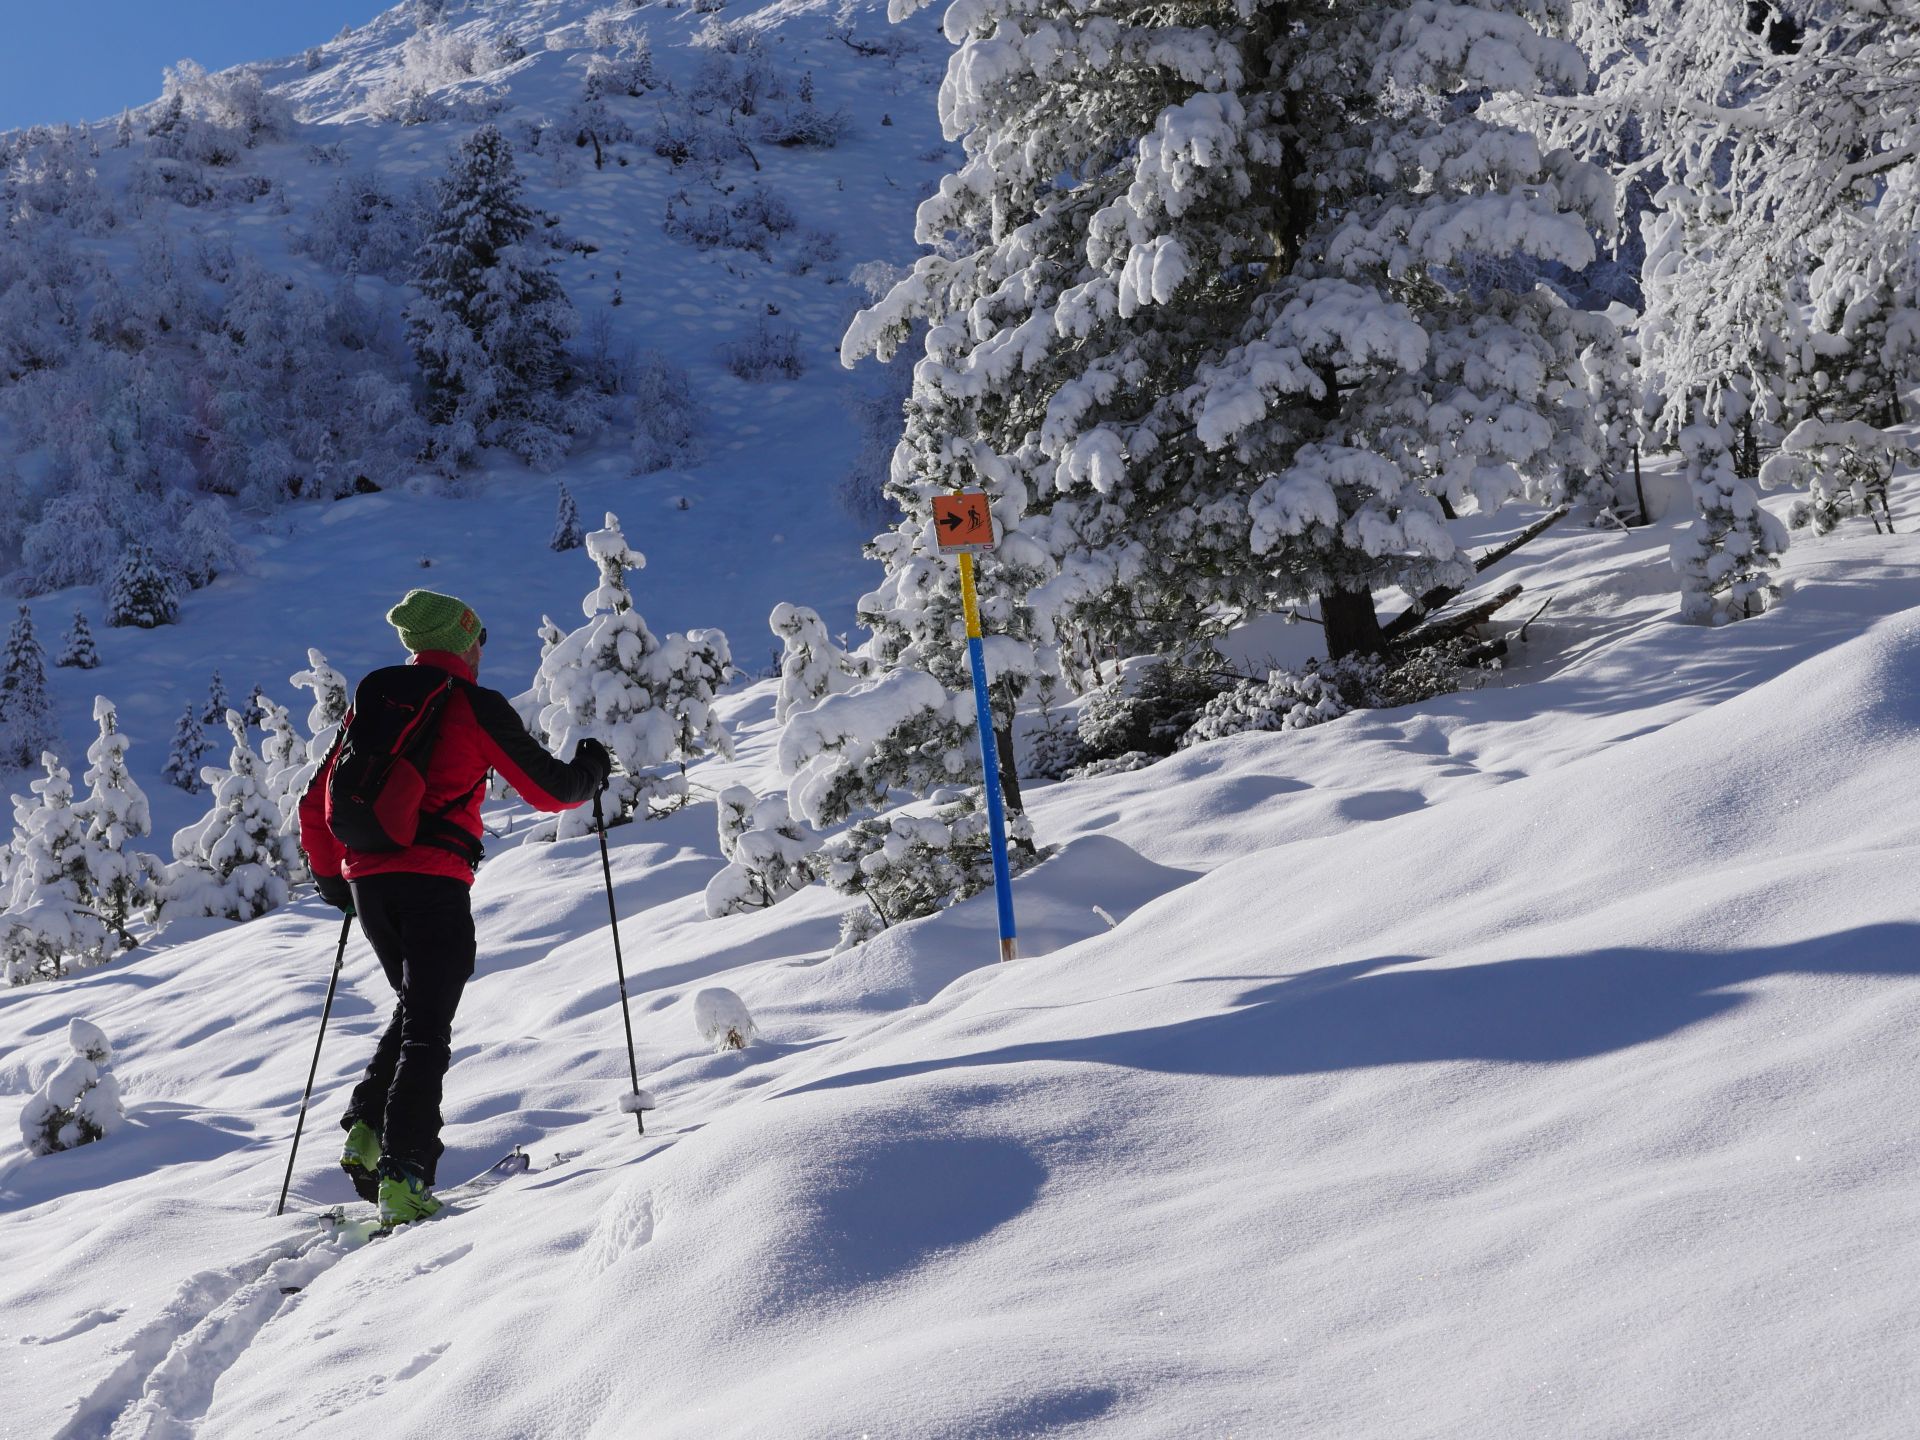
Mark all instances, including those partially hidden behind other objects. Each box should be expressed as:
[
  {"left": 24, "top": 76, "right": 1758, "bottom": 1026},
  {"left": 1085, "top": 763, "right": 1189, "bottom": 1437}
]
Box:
[{"left": 957, "top": 548, "right": 1018, "bottom": 963}]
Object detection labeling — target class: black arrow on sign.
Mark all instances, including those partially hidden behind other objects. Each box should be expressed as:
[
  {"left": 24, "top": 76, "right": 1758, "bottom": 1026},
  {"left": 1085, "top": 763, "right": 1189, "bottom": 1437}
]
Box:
[{"left": 939, "top": 512, "right": 966, "bottom": 531}]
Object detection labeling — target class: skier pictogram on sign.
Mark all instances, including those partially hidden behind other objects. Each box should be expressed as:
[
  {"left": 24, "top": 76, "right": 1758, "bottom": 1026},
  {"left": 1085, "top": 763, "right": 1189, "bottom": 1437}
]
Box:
[{"left": 932, "top": 492, "right": 995, "bottom": 553}]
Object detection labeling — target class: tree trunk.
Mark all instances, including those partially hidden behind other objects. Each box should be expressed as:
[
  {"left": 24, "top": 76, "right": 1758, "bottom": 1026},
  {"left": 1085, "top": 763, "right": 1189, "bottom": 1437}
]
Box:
[
  {"left": 994, "top": 722, "right": 1025, "bottom": 816},
  {"left": 1320, "top": 586, "right": 1385, "bottom": 661}
]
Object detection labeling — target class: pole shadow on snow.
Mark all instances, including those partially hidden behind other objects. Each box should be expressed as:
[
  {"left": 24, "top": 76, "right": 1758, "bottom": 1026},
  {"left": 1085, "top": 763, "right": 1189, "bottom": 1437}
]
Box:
[{"left": 776, "top": 924, "right": 1920, "bottom": 1094}]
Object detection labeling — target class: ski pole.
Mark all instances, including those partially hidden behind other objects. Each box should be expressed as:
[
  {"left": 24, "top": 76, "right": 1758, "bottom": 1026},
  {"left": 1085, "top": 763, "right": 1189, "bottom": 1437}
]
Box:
[
  {"left": 274, "top": 912, "right": 354, "bottom": 1218},
  {"left": 594, "top": 789, "right": 646, "bottom": 1136}
]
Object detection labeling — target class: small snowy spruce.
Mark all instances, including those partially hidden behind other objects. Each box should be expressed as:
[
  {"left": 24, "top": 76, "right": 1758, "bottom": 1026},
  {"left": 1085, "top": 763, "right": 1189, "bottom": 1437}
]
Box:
[
  {"left": 106, "top": 544, "right": 183, "bottom": 629},
  {"left": 1, "top": 754, "right": 109, "bottom": 983},
  {"left": 703, "top": 785, "right": 820, "bottom": 917},
  {"left": 1671, "top": 423, "right": 1787, "bottom": 625},
  {"left": 165, "top": 712, "right": 298, "bottom": 921},
  {"left": 72, "top": 697, "right": 159, "bottom": 951},
  {"left": 693, "top": 987, "right": 756, "bottom": 1051},
  {"left": 56, "top": 611, "right": 99, "bottom": 670},
  {"left": 551, "top": 482, "right": 584, "bottom": 551},
  {"left": 530, "top": 513, "right": 733, "bottom": 835},
  {"left": 0, "top": 606, "right": 57, "bottom": 768},
  {"left": 162, "top": 704, "right": 210, "bottom": 794},
  {"left": 199, "top": 670, "right": 230, "bottom": 727},
  {"left": 408, "top": 124, "right": 578, "bottom": 468},
  {"left": 18, "top": 1019, "right": 125, "bottom": 1155}
]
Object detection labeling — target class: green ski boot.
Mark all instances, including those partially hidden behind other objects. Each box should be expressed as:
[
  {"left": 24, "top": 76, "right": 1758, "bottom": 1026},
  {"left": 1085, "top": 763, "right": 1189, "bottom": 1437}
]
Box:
[
  {"left": 377, "top": 1160, "right": 443, "bottom": 1227},
  {"left": 340, "top": 1121, "right": 382, "bottom": 1204}
]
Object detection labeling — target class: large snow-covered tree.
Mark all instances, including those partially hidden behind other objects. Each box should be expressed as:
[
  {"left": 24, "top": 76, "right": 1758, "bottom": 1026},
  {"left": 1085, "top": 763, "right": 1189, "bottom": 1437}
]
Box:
[
  {"left": 408, "top": 124, "right": 578, "bottom": 468},
  {"left": 846, "top": 0, "right": 1614, "bottom": 667}
]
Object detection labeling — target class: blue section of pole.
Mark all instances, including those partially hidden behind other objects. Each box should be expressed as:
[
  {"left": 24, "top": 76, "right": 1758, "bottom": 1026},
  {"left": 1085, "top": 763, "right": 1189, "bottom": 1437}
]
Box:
[{"left": 967, "top": 633, "right": 1017, "bottom": 955}]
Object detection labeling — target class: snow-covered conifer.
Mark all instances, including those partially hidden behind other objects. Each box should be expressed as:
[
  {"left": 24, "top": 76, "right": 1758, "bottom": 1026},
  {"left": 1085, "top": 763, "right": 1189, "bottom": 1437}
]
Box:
[
  {"left": 0, "top": 607, "right": 57, "bottom": 768},
  {"left": 1671, "top": 424, "right": 1787, "bottom": 625},
  {"left": 847, "top": 0, "right": 1614, "bottom": 668},
  {"left": 57, "top": 611, "right": 99, "bottom": 670},
  {"left": 1, "top": 754, "right": 108, "bottom": 983},
  {"left": 242, "top": 684, "right": 268, "bottom": 730},
  {"left": 72, "top": 698, "right": 158, "bottom": 951},
  {"left": 408, "top": 125, "right": 578, "bottom": 467},
  {"left": 770, "top": 602, "right": 867, "bottom": 724},
  {"left": 551, "top": 483, "right": 583, "bottom": 551},
  {"left": 105, "top": 545, "right": 182, "bottom": 629},
  {"left": 162, "top": 704, "right": 210, "bottom": 795},
  {"left": 17, "top": 1019, "right": 125, "bottom": 1153},
  {"left": 200, "top": 670, "right": 230, "bottom": 728},
  {"left": 537, "top": 614, "right": 566, "bottom": 660},
  {"left": 530, "top": 513, "right": 733, "bottom": 835},
  {"left": 165, "top": 711, "right": 298, "bottom": 922},
  {"left": 703, "top": 785, "right": 820, "bottom": 917},
  {"left": 289, "top": 649, "right": 349, "bottom": 760}
]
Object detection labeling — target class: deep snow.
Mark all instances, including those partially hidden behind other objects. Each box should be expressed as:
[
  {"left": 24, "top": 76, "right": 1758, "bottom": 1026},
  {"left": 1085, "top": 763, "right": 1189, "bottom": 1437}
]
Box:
[
  {"left": 4, "top": 480, "right": 1920, "bottom": 1437},
  {"left": 1, "top": 1, "right": 1918, "bottom": 1436}
]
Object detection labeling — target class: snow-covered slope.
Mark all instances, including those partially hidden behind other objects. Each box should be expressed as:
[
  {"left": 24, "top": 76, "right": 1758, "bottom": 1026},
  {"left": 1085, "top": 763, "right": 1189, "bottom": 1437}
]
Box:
[
  {"left": 0, "top": 0, "right": 950, "bottom": 842},
  {"left": 4, "top": 482, "right": 1920, "bottom": 1437}
]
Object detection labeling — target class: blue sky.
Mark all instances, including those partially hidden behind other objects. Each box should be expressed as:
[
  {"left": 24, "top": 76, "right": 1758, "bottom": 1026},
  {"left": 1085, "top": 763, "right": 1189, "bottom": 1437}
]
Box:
[{"left": 0, "top": 1, "right": 383, "bottom": 132}]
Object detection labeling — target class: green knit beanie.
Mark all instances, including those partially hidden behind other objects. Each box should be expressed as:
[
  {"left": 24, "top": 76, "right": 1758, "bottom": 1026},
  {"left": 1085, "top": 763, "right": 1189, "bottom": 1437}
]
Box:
[{"left": 387, "top": 590, "right": 484, "bottom": 655}]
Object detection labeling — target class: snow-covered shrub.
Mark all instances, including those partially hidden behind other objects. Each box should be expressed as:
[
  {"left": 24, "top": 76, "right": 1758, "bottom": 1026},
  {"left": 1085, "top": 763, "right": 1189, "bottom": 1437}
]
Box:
[
  {"left": 57, "top": 611, "right": 99, "bottom": 670},
  {"left": 1076, "top": 660, "right": 1231, "bottom": 765},
  {"left": 722, "top": 319, "right": 805, "bottom": 381},
  {"left": 703, "top": 785, "right": 820, "bottom": 917},
  {"left": 529, "top": 513, "right": 733, "bottom": 835},
  {"left": 759, "top": 73, "right": 848, "bottom": 148},
  {"left": 1759, "top": 419, "right": 1912, "bottom": 536},
  {"left": 199, "top": 671, "right": 231, "bottom": 728},
  {"left": 663, "top": 185, "right": 797, "bottom": 257},
  {"left": 2, "top": 755, "right": 108, "bottom": 984},
  {"left": 787, "top": 229, "right": 841, "bottom": 277},
  {"left": 0, "top": 606, "right": 57, "bottom": 769},
  {"left": 298, "top": 173, "right": 426, "bottom": 278},
  {"left": 105, "top": 545, "right": 183, "bottom": 629},
  {"left": 18, "top": 1019, "right": 125, "bottom": 1155},
  {"left": 1671, "top": 422, "right": 1788, "bottom": 625},
  {"left": 770, "top": 602, "right": 868, "bottom": 724},
  {"left": 779, "top": 669, "right": 970, "bottom": 830},
  {"left": 693, "top": 987, "right": 756, "bottom": 1051},
  {"left": 822, "top": 795, "right": 1038, "bottom": 932},
  {"left": 165, "top": 712, "right": 299, "bottom": 921},
  {"left": 630, "top": 350, "right": 701, "bottom": 473},
  {"left": 156, "top": 60, "right": 292, "bottom": 162},
  {"left": 585, "top": 33, "right": 655, "bottom": 96},
  {"left": 689, "top": 42, "right": 782, "bottom": 116},
  {"left": 1181, "top": 668, "right": 1350, "bottom": 747}
]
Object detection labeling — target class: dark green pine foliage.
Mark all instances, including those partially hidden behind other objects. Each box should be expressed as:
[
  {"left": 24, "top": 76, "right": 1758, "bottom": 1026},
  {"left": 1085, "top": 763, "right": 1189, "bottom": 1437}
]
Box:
[
  {"left": 407, "top": 124, "right": 577, "bottom": 469},
  {"left": 106, "top": 545, "right": 182, "bottom": 629},
  {"left": 200, "top": 670, "right": 229, "bottom": 728},
  {"left": 57, "top": 610, "right": 100, "bottom": 670},
  {"left": 0, "top": 606, "right": 57, "bottom": 767},
  {"left": 162, "top": 703, "right": 209, "bottom": 794}
]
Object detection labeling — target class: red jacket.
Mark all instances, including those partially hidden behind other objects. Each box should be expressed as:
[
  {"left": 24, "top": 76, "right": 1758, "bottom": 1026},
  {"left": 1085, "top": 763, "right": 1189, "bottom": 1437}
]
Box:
[{"left": 298, "top": 649, "right": 598, "bottom": 885}]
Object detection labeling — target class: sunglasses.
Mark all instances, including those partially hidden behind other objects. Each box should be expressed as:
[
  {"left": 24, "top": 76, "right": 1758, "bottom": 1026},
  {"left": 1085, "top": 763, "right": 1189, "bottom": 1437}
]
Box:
[{"left": 477, "top": 627, "right": 488, "bottom": 647}]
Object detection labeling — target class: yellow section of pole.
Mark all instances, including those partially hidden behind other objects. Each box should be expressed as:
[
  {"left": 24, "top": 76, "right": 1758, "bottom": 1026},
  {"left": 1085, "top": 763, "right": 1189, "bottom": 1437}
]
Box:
[{"left": 958, "top": 550, "right": 983, "bottom": 639}]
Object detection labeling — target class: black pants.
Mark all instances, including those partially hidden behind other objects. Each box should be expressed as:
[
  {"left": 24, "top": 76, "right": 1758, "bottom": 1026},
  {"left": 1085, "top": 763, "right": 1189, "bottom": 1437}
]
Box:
[{"left": 340, "top": 873, "right": 476, "bottom": 1185}]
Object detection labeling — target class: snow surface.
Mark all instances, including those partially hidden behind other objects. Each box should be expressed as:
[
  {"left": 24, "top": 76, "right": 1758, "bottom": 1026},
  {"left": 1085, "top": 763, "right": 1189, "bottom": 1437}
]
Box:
[
  {"left": 1, "top": 2, "right": 1918, "bottom": 1436},
  {"left": 4, "top": 474, "right": 1920, "bottom": 1436}
]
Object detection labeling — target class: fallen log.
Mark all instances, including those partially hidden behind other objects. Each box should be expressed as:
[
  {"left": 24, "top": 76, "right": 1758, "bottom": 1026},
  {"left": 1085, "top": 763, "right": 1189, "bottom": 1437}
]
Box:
[
  {"left": 1380, "top": 504, "right": 1570, "bottom": 642},
  {"left": 1392, "top": 582, "right": 1525, "bottom": 650}
]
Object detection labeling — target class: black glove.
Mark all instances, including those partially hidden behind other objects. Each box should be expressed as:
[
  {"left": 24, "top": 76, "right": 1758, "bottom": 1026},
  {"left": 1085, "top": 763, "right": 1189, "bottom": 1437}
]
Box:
[
  {"left": 574, "top": 737, "right": 613, "bottom": 789},
  {"left": 315, "top": 874, "right": 356, "bottom": 918}
]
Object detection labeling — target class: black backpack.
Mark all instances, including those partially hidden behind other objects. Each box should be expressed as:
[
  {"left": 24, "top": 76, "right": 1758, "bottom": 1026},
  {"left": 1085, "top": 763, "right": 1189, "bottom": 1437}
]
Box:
[{"left": 326, "top": 666, "right": 484, "bottom": 865}]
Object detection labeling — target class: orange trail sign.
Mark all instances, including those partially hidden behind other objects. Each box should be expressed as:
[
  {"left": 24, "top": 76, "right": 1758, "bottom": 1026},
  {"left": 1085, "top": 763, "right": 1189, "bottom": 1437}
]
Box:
[{"left": 932, "top": 492, "right": 995, "bottom": 553}]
